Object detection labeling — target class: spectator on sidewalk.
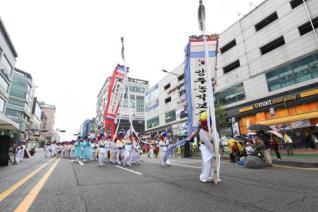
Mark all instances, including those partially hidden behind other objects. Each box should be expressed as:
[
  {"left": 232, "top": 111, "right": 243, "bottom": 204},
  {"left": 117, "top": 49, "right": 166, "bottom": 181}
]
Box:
[
  {"left": 283, "top": 132, "right": 293, "bottom": 155},
  {"left": 271, "top": 134, "right": 281, "bottom": 160},
  {"left": 258, "top": 130, "right": 272, "bottom": 166},
  {"left": 305, "top": 131, "right": 314, "bottom": 151}
]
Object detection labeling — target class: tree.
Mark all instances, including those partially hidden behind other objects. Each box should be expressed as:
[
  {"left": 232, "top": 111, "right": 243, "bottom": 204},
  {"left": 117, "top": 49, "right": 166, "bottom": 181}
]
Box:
[{"left": 215, "top": 102, "right": 229, "bottom": 135}]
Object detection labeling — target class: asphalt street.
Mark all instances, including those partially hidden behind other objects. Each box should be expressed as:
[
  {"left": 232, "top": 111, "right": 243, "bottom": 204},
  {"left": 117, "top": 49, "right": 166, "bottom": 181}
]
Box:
[{"left": 0, "top": 152, "right": 318, "bottom": 212}]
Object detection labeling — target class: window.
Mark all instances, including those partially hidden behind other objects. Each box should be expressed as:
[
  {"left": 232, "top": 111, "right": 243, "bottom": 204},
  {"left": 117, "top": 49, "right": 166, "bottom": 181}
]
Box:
[
  {"left": 0, "top": 98, "right": 5, "bottom": 113},
  {"left": 9, "top": 73, "right": 29, "bottom": 99},
  {"left": 165, "top": 110, "right": 176, "bottom": 123},
  {"left": 0, "top": 74, "right": 9, "bottom": 92},
  {"left": 298, "top": 17, "right": 318, "bottom": 36},
  {"left": 6, "top": 98, "right": 26, "bottom": 111},
  {"left": 129, "top": 86, "right": 145, "bottom": 93},
  {"left": 266, "top": 51, "right": 318, "bottom": 91},
  {"left": 255, "top": 12, "right": 278, "bottom": 31},
  {"left": 223, "top": 60, "right": 240, "bottom": 74},
  {"left": 165, "top": 97, "right": 171, "bottom": 103},
  {"left": 130, "top": 94, "right": 135, "bottom": 100},
  {"left": 290, "top": 0, "right": 307, "bottom": 9},
  {"left": 147, "top": 116, "right": 159, "bottom": 129},
  {"left": 260, "top": 36, "right": 285, "bottom": 55},
  {"left": 136, "top": 96, "right": 144, "bottom": 113},
  {"left": 178, "top": 74, "right": 184, "bottom": 81},
  {"left": 220, "top": 39, "right": 236, "bottom": 54},
  {"left": 0, "top": 55, "right": 13, "bottom": 77},
  {"left": 164, "top": 83, "right": 171, "bottom": 90},
  {"left": 215, "top": 83, "right": 246, "bottom": 105}
]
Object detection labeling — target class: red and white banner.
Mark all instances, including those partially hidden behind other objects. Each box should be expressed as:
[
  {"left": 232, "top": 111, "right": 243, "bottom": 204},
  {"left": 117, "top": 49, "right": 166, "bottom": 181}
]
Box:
[{"left": 104, "top": 64, "right": 127, "bottom": 136}]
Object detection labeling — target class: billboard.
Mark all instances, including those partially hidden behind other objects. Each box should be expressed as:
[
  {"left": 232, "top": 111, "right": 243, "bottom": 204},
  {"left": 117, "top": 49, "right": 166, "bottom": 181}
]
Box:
[
  {"left": 184, "top": 35, "right": 218, "bottom": 132},
  {"left": 145, "top": 84, "right": 159, "bottom": 112}
]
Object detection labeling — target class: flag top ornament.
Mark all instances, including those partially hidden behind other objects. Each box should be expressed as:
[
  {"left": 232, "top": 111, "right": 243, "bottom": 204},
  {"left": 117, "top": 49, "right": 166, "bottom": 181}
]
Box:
[{"left": 197, "top": 0, "right": 221, "bottom": 184}]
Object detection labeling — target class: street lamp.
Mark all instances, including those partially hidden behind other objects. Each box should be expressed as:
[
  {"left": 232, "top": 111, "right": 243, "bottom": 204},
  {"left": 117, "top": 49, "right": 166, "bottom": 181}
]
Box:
[{"left": 162, "top": 69, "right": 179, "bottom": 76}]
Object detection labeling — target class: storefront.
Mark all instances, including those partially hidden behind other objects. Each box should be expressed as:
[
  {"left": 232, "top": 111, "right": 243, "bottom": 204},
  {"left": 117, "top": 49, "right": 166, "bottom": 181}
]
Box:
[{"left": 227, "top": 84, "right": 318, "bottom": 140}]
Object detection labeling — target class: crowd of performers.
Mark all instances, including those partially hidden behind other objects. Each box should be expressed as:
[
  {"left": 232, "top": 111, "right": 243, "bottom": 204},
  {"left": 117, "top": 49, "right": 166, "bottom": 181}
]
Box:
[
  {"left": 43, "top": 111, "right": 220, "bottom": 184},
  {"left": 44, "top": 130, "right": 145, "bottom": 167}
]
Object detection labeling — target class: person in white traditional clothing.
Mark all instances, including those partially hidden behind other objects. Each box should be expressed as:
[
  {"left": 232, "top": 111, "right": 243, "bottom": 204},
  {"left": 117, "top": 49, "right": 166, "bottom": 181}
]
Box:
[
  {"left": 131, "top": 132, "right": 142, "bottom": 165},
  {"left": 199, "top": 111, "right": 214, "bottom": 183},
  {"left": 98, "top": 134, "right": 107, "bottom": 166},
  {"left": 44, "top": 143, "right": 51, "bottom": 158},
  {"left": 105, "top": 135, "right": 112, "bottom": 163},
  {"left": 110, "top": 135, "right": 117, "bottom": 164},
  {"left": 123, "top": 130, "right": 133, "bottom": 166},
  {"left": 51, "top": 142, "right": 56, "bottom": 157},
  {"left": 159, "top": 132, "right": 170, "bottom": 167},
  {"left": 116, "top": 131, "right": 125, "bottom": 165},
  {"left": 90, "top": 139, "right": 98, "bottom": 162}
]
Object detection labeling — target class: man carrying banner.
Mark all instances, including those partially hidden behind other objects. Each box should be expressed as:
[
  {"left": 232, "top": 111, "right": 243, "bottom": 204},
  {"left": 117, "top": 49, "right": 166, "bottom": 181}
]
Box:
[{"left": 199, "top": 111, "right": 214, "bottom": 183}]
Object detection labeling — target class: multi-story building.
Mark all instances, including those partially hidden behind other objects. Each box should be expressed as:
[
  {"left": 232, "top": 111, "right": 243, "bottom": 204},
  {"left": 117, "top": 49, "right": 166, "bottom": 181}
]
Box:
[
  {"left": 28, "top": 97, "right": 42, "bottom": 140},
  {"left": 145, "top": 0, "right": 318, "bottom": 145},
  {"left": 96, "top": 77, "right": 148, "bottom": 135},
  {"left": 39, "top": 102, "right": 56, "bottom": 141},
  {"left": 145, "top": 64, "right": 188, "bottom": 137},
  {"left": 6, "top": 68, "right": 34, "bottom": 135},
  {"left": 80, "top": 118, "right": 96, "bottom": 138},
  {"left": 214, "top": 0, "right": 318, "bottom": 141},
  {"left": 0, "top": 17, "right": 19, "bottom": 131}
]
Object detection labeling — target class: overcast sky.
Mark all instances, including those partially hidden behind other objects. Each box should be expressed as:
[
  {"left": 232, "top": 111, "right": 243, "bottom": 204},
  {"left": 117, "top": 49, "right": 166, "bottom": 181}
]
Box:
[{"left": 0, "top": 0, "right": 264, "bottom": 140}]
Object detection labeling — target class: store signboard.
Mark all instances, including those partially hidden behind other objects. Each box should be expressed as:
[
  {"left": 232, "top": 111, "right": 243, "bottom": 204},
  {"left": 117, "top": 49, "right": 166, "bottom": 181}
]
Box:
[{"left": 145, "top": 84, "right": 159, "bottom": 112}]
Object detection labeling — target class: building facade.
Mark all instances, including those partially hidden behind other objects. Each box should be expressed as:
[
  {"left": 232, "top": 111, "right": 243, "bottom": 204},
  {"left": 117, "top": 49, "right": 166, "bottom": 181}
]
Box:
[
  {"left": 80, "top": 118, "right": 96, "bottom": 138},
  {"left": 96, "top": 77, "right": 148, "bottom": 135},
  {"left": 0, "top": 17, "right": 19, "bottom": 131},
  {"left": 28, "top": 97, "right": 42, "bottom": 140},
  {"left": 145, "top": 64, "right": 188, "bottom": 137},
  {"left": 39, "top": 102, "right": 56, "bottom": 141},
  {"left": 6, "top": 68, "right": 34, "bottom": 135},
  {"left": 214, "top": 0, "right": 318, "bottom": 139},
  {"left": 144, "top": 0, "right": 318, "bottom": 144}
]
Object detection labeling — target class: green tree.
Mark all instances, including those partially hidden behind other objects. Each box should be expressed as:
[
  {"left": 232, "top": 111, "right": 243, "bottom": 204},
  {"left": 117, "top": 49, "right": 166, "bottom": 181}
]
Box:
[{"left": 215, "top": 102, "right": 228, "bottom": 135}]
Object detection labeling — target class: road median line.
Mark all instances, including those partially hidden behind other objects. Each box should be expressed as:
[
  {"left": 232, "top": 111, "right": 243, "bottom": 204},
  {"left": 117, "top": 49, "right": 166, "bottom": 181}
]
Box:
[
  {"left": 14, "top": 157, "right": 61, "bottom": 212},
  {"left": 115, "top": 165, "right": 143, "bottom": 175},
  {"left": 0, "top": 158, "right": 55, "bottom": 202}
]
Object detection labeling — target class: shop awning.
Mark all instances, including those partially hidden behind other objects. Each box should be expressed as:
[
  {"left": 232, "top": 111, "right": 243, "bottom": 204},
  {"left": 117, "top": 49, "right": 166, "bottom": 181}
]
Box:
[
  {"left": 259, "top": 111, "right": 318, "bottom": 126},
  {"left": 0, "top": 113, "right": 19, "bottom": 130}
]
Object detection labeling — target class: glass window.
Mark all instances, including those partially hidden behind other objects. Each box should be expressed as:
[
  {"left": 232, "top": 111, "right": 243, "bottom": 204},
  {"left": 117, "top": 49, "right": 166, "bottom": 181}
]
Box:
[
  {"left": 260, "top": 36, "right": 285, "bottom": 55},
  {"left": 255, "top": 12, "right": 278, "bottom": 31},
  {"left": 1, "top": 55, "right": 13, "bottom": 77},
  {"left": 0, "top": 98, "right": 5, "bottom": 113},
  {"left": 165, "top": 110, "right": 176, "bottom": 123},
  {"left": 136, "top": 96, "right": 144, "bottom": 113},
  {"left": 290, "top": 0, "right": 307, "bottom": 9},
  {"left": 215, "top": 83, "right": 246, "bottom": 105},
  {"left": 147, "top": 116, "right": 159, "bottom": 129},
  {"left": 7, "top": 98, "right": 26, "bottom": 111},
  {"left": 266, "top": 52, "right": 318, "bottom": 91},
  {"left": 9, "top": 72, "right": 29, "bottom": 99},
  {"left": 0, "top": 74, "right": 9, "bottom": 92},
  {"left": 220, "top": 39, "right": 236, "bottom": 54}
]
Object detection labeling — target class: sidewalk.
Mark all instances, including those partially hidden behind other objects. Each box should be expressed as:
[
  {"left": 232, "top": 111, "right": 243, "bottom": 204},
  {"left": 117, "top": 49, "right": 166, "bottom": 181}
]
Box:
[
  {"left": 188, "top": 149, "right": 318, "bottom": 168},
  {"left": 270, "top": 149, "right": 318, "bottom": 168}
]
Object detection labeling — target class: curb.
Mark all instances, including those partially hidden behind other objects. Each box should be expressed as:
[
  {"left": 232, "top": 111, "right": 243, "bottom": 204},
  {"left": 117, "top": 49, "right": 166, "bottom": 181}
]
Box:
[{"left": 220, "top": 156, "right": 318, "bottom": 168}]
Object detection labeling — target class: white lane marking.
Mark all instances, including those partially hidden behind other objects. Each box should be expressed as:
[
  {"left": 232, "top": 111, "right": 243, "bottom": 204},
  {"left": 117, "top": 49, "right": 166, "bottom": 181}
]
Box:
[
  {"left": 115, "top": 165, "right": 143, "bottom": 175},
  {"left": 170, "top": 163, "right": 201, "bottom": 169},
  {"left": 273, "top": 164, "right": 318, "bottom": 171}
]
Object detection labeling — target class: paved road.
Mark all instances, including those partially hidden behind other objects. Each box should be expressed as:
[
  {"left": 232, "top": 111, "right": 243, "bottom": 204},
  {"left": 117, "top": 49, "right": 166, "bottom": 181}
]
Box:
[{"left": 0, "top": 152, "right": 318, "bottom": 212}]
